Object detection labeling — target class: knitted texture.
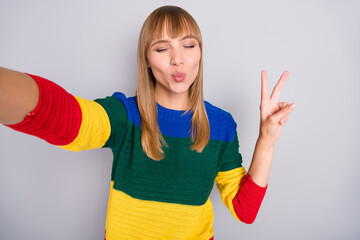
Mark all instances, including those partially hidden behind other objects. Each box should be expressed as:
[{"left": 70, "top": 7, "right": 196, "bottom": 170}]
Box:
[
  {"left": 215, "top": 167, "right": 247, "bottom": 221},
  {"left": 96, "top": 92, "right": 267, "bottom": 239},
  {"left": 5, "top": 73, "right": 82, "bottom": 145},
  {"left": 232, "top": 173, "right": 268, "bottom": 224},
  {"left": 5, "top": 74, "right": 268, "bottom": 239}
]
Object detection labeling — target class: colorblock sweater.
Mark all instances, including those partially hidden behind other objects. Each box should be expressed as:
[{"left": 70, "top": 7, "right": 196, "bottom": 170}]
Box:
[{"left": 5, "top": 74, "right": 267, "bottom": 240}]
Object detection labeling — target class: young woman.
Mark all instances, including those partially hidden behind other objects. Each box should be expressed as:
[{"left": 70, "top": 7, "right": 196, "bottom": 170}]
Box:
[{"left": 0, "top": 5, "right": 295, "bottom": 240}]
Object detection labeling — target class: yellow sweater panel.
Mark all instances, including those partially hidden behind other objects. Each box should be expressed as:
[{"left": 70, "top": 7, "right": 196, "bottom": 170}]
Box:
[{"left": 105, "top": 181, "right": 215, "bottom": 240}]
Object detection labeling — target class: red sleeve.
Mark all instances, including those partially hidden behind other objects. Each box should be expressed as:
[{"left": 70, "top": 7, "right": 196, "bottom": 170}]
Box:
[
  {"left": 232, "top": 173, "right": 268, "bottom": 224},
  {"left": 4, "top": 73, "right": 82, "bottom": 145}
]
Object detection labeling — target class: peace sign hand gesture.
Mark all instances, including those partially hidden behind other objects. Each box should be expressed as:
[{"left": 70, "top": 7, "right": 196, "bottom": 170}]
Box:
[
  {"left": 247, "top": 71, "right": 295, "bottom": 187},
  {"left": 259, "top": 71, "right": 295, "bottom": 143}
]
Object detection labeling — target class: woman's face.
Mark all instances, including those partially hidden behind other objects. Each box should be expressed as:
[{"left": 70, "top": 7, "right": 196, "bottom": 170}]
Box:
[{"left": 147, "top": 31, "right": 201, "bottom": 108}]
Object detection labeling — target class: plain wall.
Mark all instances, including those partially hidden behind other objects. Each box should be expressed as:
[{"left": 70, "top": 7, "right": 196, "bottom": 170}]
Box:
[{"left": 1, "top": 0, "right": 359, "bottom": 239}]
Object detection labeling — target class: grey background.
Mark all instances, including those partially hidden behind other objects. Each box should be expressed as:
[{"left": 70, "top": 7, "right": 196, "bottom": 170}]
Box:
[{"left": 0, "top": 0, "right": 359, "bottom": 239}]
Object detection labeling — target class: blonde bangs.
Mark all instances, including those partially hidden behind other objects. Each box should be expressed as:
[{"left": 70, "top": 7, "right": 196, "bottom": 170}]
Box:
[{"left": 144, "top": 6, "right": 202, "bottom": 55}]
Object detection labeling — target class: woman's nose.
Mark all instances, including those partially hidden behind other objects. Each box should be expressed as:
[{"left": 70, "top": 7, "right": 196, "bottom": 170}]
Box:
[{"left": 170, "top": 48, "right": 183, "bottom": 66}]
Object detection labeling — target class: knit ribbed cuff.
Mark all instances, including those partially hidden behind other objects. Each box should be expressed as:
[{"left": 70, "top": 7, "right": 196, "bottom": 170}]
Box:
[
  {"left": 5, "top": 73, "right": 82, "bottom": 145},
  {"left": 232, "top": 173, "right": 267, "bottom": 224}
]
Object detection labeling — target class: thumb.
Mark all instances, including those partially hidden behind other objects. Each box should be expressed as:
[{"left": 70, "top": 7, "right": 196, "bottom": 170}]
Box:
[{"left": 271, "top": 103, "right": 295, "bottom": 123}]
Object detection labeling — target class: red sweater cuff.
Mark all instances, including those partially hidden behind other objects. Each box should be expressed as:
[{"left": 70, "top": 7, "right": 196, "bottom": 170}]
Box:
[
  {"left": 232, "top": 173, "right": 267, "bottom": 224},
  {"left": 5, "top": 73, "right": 82, "bottom": 145}
]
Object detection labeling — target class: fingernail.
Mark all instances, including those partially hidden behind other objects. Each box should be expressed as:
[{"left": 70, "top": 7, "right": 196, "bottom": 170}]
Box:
[{"left": 290, "top": 103, "right": 295, "bottom": 109}]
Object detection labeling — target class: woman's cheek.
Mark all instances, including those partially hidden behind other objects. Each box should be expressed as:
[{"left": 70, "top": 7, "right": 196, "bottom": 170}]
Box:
[{"left": 192, "top": 51, "right": 201, "bottom": 66}]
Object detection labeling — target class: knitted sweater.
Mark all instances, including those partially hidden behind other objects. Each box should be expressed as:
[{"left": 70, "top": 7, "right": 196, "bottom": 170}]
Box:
[{"left": 6, "top": 74, "right": 267, "bottom": 240}]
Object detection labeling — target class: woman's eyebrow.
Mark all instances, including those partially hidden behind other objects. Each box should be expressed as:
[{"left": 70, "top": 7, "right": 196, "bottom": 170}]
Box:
[
  {"left": 180, "top": 35, "right": 197, "bottom": 41},
  {"left": 150, "top": 40, "right": 169, "bottom": 48},
  {"left": 150, "top": 35, "right": 197, "bottom": 48}
]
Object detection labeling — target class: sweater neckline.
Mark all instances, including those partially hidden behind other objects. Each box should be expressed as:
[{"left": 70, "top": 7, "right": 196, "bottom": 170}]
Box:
[{"left": 156, "top": 102, "right": 192, "bottom": 121}]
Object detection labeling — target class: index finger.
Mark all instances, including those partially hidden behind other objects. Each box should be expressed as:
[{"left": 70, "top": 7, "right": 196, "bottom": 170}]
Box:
[
  {"left": 261, "top": 70, "right": 269, "bottom": 102},
  {"left": 270, "top": 71, "right": 289, "bottom": 101}
]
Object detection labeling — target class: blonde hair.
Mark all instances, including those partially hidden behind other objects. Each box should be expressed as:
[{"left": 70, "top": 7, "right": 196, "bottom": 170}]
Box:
[{"left": 136, "top": 5, "right": 210, "bottom": 160}]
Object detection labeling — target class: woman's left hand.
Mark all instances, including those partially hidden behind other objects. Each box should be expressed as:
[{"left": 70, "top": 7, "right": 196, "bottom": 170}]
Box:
[{"left": 259, "top": 70, "right": 295, "bottom": 143}]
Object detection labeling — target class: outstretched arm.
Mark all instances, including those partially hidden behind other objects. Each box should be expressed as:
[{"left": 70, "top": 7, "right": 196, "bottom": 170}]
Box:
[
  {"left": 248, "top": 70, "right": 295, "bottom": 187},
  {"left": 0, "top": 69, "right": 118, "bottom": 151},
  {"left": 0, "top": 67, "right": 39, "bottom": 125}
]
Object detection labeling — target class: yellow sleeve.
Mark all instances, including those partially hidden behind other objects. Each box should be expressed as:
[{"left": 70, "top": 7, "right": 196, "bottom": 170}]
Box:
[
  {"left": 59, "top": 96, "right": 111, "bottom": 151},
  {"left": 214, "top": 167, "right": 247, "bottom": 221}
]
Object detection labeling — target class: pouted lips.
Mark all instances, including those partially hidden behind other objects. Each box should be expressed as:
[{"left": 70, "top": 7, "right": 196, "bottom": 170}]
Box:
[{"left": 172, "top": 72, "right": 186, "bottom": 82}]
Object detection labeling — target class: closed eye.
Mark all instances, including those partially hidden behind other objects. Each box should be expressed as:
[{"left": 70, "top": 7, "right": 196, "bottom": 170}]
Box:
[
  {"left": 184, "top": 45, "right": 195, "bottom": 49},
  {"left": 155, "top": 48, "right": 167, "bottom": 52}
]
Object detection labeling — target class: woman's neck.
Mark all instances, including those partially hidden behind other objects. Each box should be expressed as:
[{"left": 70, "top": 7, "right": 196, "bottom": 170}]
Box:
[{"left": 155, "top": 92, "right": 190, "bottom": 111}]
